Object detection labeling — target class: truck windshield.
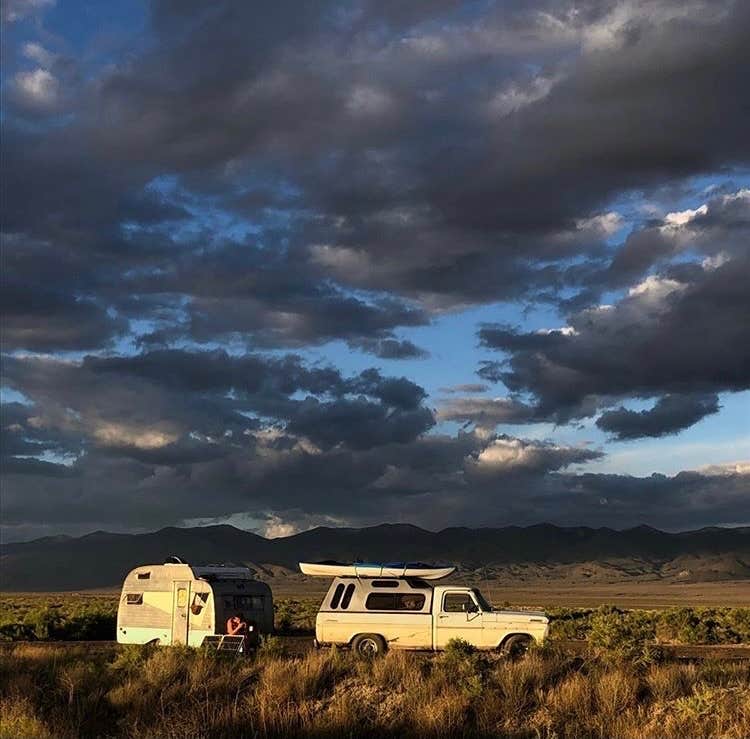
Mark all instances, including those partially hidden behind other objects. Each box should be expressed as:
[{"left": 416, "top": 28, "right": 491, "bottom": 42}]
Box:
[{"left": 472, "top": 589, "right": 493, "bottom": 612}]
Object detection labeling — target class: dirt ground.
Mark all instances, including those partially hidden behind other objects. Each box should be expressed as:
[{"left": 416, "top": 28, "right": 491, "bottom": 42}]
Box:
[
  {"left": 7, "top": 578, "right": 750, "bottom": 610},
  {"left": 268, "top": 577, "right": 750, "bottom": 609}
]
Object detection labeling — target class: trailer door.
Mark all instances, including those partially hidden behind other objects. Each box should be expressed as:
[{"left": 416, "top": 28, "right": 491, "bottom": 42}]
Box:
[{"left": 172, "top": 581, "right": 191, "bottom": 645}]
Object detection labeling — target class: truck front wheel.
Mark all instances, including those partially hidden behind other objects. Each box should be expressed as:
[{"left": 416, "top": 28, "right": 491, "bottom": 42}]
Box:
[
  {"left": 352, "top": 634, "right": 387, "bottom": 658},
  {"left": 503, "top": 634, "right": 532, "bottom": 659}
]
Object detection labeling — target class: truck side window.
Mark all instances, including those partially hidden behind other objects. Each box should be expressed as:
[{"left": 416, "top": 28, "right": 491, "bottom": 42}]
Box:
[
  {"left": 443, "top": 593, "right": 475, "bottom": 613},
  {"left": 365, "top": 594, "right": 426, "bottom": 611},
  {"left": 340, "top": 583, "right": 355, "bottom": 609},
  {"left": 330, "top": 584, "right": 345, "bottom": 609}
]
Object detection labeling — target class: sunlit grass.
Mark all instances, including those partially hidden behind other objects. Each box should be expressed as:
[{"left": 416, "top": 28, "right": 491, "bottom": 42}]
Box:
[{"left": 4, "top": 642, "right": 749, "bottom": 737}]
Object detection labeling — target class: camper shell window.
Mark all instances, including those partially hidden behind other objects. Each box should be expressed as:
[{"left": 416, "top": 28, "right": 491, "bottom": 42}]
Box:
[
  {"left": 340, "top": 583, "right": 355, "bottom": 609},
  {"left": 365, "top": 593, "right": 425, "bottom": 611},
  {"left": 330, "top": 584, "right": 345, "bottom": 609},
  {"left": 371, "top": 580, "right": 399, "bottom": 588},
  {"left": 126, "top": 593, "right": 143, "bottom": 605}
]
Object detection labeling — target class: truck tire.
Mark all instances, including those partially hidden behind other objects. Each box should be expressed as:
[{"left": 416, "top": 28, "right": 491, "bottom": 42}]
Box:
[
  {"left": 352, "top": 634, "right": 387, "bottom": 658},
  {"left": 503, "top": 634, "right": 532, "bottom": 659}
]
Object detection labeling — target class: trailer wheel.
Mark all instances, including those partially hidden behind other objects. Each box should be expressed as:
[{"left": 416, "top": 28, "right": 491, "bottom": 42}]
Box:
[
  {"left": 352, "top": 634, "right": 387, "bottom": 658},
  {"left": 503, "top": 634, "right": 532, "bottom": 660}
]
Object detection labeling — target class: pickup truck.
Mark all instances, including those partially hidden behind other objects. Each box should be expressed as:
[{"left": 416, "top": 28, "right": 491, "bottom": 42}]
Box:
[{"left": 314, "top": 575, "right": 549, "bottom": 657}]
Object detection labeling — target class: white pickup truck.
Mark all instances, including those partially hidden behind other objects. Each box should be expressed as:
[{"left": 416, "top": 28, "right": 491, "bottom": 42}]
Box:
[{"left": 314, "top": 576, "right": 549, "bottom": 657}]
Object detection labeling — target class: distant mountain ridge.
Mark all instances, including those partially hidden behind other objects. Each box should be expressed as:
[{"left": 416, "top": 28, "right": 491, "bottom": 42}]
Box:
[{"left": 2, "top": 523, "right": 750, "bottom": 591}]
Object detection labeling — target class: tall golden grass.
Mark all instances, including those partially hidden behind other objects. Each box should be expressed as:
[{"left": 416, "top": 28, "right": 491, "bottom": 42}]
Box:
[{"left": 2, "top": 642, "right": 750, "bottom": 738}]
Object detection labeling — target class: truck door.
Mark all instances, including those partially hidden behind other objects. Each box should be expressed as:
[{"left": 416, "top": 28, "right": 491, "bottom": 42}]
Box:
[
  {"left": 434, "top": 590, "right": 483, "bottom": 649},
  {"left": 171, "top": 581, "right": 191, "bottom": 645}
]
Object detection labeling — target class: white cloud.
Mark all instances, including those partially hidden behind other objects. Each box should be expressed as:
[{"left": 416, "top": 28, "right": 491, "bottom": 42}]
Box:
[
  {"left": 2, "top": 0, "right": 54, "bottom": 23},
  {"left": 488, "top": 74, "right": 559, "bottom": 117},
  {"left": 346, "top": 85, "right": 394, "bottom": 117},
  {"left": 576, "top": 212, "right": 623, "bottom": 237},
  {"left": 628, "top": 275, "right": 686, "bottom": 300},
  {"left": 14, "top": 68, "right": 59, "bottom": 107},
  {"left": 92, "top": 423, "right": 179, "bottom": 450},
  {"left": 697, "top": 461, "right": 750, "bottom": 476},
  {"left": 662, "top": 204, "right": 708, "bottom": 228},
  {"left": 22, "top": 42, "right": 55, "bottom": 68}
]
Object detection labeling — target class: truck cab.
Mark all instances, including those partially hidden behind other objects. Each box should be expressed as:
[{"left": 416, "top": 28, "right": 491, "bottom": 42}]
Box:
[{"left": 314, "top": 577, "right": 548, "bottom": 656}]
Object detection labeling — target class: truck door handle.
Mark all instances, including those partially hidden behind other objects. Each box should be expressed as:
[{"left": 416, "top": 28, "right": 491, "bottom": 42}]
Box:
[{"left": 438, "top": 615, "right": 449, "bottom": 619}]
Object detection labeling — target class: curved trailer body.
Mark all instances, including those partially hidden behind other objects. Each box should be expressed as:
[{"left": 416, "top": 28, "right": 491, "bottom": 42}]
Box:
[{"left": 117, "top": 561, "right": 273, "bottom": 647}]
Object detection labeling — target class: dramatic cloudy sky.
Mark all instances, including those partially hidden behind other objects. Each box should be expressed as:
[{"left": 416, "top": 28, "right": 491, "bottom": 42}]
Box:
[{"left": 1, "top": 0, "right": 749, "bottom": 541}]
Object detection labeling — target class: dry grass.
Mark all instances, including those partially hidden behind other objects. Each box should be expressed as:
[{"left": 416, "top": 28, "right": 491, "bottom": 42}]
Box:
[{"left": 3, "top": 641, "right": 750, "bottom": 738}]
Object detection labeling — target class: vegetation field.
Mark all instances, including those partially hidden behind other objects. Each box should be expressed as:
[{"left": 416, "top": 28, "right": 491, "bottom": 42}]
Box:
[
  {"left": 0, "top": 594, "right": 319, "bottom": 641},
  {"left": 4, "top": 591, "right": 750, "bottom": 648},
  {"left": 3, "top": 591, "right": 750, "bottom": 737},
  {"left": 3, "top": 639, "right": 750, "bottom": 738}
]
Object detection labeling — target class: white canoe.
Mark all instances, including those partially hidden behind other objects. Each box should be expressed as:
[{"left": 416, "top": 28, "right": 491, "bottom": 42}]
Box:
[{"left": 299, "top": 561, "right": 456, "bottom": 580}]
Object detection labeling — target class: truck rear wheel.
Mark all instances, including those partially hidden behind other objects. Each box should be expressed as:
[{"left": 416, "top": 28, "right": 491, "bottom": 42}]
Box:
[
  {"left": 503, "top": 634, "right": 532, "bottom": 659},
  {"left": 352, "top": 634, "right": 387, "bottom": 658}
]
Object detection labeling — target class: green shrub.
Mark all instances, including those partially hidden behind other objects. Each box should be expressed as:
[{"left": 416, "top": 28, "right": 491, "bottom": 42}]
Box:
[
  {"left": 657, "top": 608, "right": 714, "bottom": 644},
  {"left": 257, "top": 634, "right": 286, "bottom": 658},
  {"left": 547, "top": 607, "right": 593, "bottom": 640},
  {"left": 589, "top": 606, "right": 660, "bottom": 664}
]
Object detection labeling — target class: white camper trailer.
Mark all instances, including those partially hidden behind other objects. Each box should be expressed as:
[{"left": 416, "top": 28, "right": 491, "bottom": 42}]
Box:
[{"left": 117, "top": 558, "right": 273, "bottom": 648}]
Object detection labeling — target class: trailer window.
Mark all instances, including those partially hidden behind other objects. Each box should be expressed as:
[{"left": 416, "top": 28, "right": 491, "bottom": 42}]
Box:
[
  {"left": 365, "top": 593, "right": 425, "bottom": 611},
  {"left": 233, "top": 595, "right": 264, "bottom": 610},
  {"left": 442, "top": 592, "right": 475, "bottom": 613},
  {"left": 126, "top": 593, "right": 143, "bottom": 605},
  {"left": 371, "top": 580, "right": 399, "bottom": 588},
  {"left": 191, "top": 592, "right": 208, "bottom": 615},
  {"left": 340, "top": 583, "right": 355, "bottom": 609},
  {"left": 137, "top": 572, "right": 150, "bottom": 580},
  {"left": 176, "top": 588, "right": 188, "bottom": 608},
  {"left": 329, "top": 584, "right": 345, "bottom": 609}
]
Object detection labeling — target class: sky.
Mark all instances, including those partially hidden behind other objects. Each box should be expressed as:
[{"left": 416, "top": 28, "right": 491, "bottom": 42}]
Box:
[{"left": 1, "top": 0, "right": 748, "bottom": 542}]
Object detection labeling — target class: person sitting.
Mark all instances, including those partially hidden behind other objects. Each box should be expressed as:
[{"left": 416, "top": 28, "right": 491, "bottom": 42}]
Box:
[{"left": 226, "top": 614, "right": 247, "bottom": 637}]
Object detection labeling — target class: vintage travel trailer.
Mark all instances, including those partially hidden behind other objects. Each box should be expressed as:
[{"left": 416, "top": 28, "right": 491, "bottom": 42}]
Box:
[
  {"left": 301, "top": 561, "right": 549, "bottom": 657},
  {"left": 117, "top": 558, "right": 273, "bottom": 648}
]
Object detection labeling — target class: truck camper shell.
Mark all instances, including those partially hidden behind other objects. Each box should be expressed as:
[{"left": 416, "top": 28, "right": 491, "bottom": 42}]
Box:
[
  {"left": 117, "top": 558, "right": 273, "bottom": 647},
  {"left": 304, "top": 564, "right": 549, "bottom": 655}
]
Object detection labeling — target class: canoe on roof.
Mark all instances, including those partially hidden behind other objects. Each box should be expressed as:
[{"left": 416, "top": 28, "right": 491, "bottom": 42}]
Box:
[{"left": 298, "top": 561, "right": 456, "bottom": 580}]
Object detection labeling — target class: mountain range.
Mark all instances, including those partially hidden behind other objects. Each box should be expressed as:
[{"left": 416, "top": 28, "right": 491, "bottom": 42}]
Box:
[{"left": 2, "top": 523, "right": 750, "bottom": 591}]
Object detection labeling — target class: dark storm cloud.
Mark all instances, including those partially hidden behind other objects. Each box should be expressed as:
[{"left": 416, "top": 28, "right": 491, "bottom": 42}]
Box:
[
  {"left": 4, "top": 0, "right": 749, "bottom": 353},
  {"left": 601, "top": 189, "right": 750, "bottom": 290},
  {"left": 0, "top": 419, "right": 602, "bottom": 534},
  {"left": 2, "top": 351, "right": 434, "bottom": 462},
  {"left": 438, "top": 396, "right": 538, "bottom": 426},
  {"left": 479, "top": 251, "right": 750, "bottom": 425},
  {"left": 2, "top": 1, "right": 750, "bottom": 538},
  {"left": 439, "top": 384, "right": 489, "bottom": 395},
  {"left": 2, "top": 351, "right": 747, "bottom": 537},
  {"left": 3, "top": 412, "right": 747, "bottom": 536},
  {"left": 0, "top": 283, "right": 127, "bottom": 351},
  {"left": 349, "top": 337, "right": 429, "bottom": 360},
  {"left": 522, "top": 469, "right": 750, "bottom": 531},
  {"left": 596, "top": 394, "right": 721, "bottom": 440}
]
